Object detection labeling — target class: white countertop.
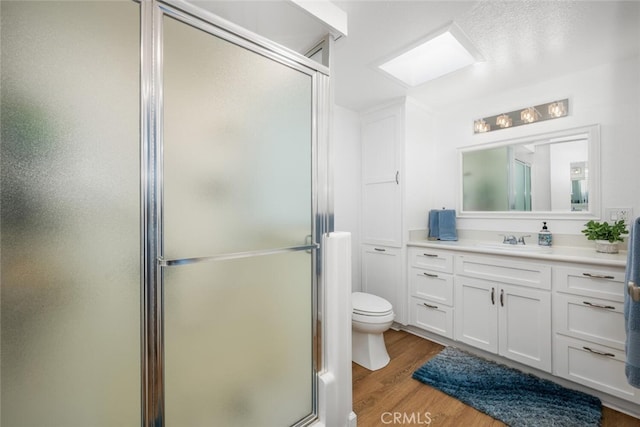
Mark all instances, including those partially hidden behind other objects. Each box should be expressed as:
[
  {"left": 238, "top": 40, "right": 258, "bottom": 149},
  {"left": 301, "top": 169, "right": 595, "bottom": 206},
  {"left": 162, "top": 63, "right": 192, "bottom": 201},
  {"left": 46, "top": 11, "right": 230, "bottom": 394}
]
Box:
[{"left": 407, "top": 239, "right": 628, "bottom": 268}]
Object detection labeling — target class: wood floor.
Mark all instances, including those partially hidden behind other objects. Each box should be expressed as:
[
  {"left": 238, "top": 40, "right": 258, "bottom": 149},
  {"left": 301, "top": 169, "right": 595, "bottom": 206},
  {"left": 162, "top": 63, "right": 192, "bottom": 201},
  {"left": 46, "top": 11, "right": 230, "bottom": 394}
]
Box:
[{"left": 352, "top": 329, "right": 640, "bottom": 427}]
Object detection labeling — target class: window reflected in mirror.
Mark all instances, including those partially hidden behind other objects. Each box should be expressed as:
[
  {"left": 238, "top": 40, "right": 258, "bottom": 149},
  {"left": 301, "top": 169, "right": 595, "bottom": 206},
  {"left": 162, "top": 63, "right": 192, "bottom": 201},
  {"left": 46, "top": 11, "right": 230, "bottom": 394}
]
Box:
[{"left": 459, "top": 125, "right": 599, "bottom": 218}]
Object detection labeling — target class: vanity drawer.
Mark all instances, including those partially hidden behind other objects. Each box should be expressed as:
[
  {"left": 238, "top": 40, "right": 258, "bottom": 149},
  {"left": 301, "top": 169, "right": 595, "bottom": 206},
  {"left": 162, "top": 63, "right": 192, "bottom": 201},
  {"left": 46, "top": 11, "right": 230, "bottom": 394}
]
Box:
[
  {"left": 409, "top": 267, "right": 453, "bottom": 306},
  {"left": 553, "top": 293, "right": 625, "bottom": 350},
  {"left": 409, "top": 297, "right": 454, "bottom": 339},
  {"left": 408, "top": 248, "right": 453, "bottom": 274},
  {"left": 455, "top": 255, "right": 551, "bottom": 290},
  {"left": 553, "top": 266, "right": 625, "bottom": 302},
  {"left": 554, "top": 335, "right": 640, "bottom": 404}
]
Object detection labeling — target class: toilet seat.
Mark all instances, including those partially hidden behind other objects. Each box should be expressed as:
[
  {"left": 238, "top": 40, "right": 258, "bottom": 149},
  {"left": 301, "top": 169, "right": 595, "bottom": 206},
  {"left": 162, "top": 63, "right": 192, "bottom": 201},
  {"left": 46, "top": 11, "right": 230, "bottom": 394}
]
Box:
[
  {"left": 352, "top": 292, "right": 393, "bottom": 317},
  {"left": 352, "top": 311, "right": 395, "bottom": 324}
]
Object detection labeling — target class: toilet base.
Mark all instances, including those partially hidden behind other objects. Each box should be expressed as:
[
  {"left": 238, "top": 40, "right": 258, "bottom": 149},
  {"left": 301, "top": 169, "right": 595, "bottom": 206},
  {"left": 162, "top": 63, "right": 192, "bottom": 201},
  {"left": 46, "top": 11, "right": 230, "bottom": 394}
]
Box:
[{"left": 352, "top": 329, "right": 390, "bottom": 371}]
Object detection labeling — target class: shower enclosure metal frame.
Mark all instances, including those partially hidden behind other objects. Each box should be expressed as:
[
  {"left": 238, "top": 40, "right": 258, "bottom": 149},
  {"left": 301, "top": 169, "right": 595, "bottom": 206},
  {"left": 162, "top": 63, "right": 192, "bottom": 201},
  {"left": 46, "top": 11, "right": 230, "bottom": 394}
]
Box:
[{"left": 140, "top": 1, "right": 332, "bottom": 425}]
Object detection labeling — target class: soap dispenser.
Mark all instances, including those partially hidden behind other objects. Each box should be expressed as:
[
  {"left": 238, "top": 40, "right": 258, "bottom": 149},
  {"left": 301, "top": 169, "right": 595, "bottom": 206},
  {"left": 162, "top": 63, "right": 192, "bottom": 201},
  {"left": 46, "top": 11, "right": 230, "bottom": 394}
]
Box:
[{"left": 538, "top": 222, "right": 552, "bottom": 247}]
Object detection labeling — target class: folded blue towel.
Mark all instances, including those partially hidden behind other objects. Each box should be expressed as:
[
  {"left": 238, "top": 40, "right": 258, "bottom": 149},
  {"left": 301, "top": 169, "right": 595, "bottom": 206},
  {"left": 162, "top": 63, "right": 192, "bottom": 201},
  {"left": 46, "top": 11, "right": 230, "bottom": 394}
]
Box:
[
  {"left": 625, "top": 216, "right": 640, "bottom": 388},
  {"left": 438, "top": 209, "right": 458, "bottom": 241},
  {"left": 428, "top": 210, "right": 440, "bottom": 240},
  {"left": 427, "top": 209, "right": 458, "bottom": 241}
]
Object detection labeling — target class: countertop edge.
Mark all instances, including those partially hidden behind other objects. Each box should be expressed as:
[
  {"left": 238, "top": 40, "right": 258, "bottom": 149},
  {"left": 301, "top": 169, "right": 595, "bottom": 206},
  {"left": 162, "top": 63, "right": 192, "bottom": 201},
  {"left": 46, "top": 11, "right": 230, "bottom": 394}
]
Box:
[{"left": 407, "top": 240, "right": 627, "bottom": 268}]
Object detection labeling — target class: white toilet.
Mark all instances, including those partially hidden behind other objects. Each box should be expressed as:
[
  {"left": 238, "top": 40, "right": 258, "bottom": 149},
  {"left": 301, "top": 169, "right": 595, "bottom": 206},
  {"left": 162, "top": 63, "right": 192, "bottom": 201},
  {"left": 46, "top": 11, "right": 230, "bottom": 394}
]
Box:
[{"left": 351, "top": 292, "right": 395, "bottom": 371}]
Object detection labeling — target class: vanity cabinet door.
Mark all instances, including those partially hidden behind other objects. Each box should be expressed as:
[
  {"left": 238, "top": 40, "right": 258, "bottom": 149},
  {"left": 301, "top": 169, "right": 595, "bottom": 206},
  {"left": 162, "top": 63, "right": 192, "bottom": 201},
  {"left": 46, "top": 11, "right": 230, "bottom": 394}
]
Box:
[
  {"left": 409, "top": 267, "right": 453, "bottom": 306},
  {"left": 410, "top": 298, "right": 454, "bottom": 339},
  {"left": 553, "top": 293, "right": 625, "bottom": 350},
  {"left": 498, "top": 284, "right": 552, "bottom": 372},
  {"left": 455, "top": 277, "right": 551, "bottom": 372},
  {"left": 408, "top": 248, "right": 454, "bottom": 273},
  {"left": 554, "top": 335, "right": 640, "bottom": 404},
  {"left": 553, "top": 265, "right": 624, "bottom": 302},
  {"left": 454, "top": 276, "right": 498, "bottom": 353}
]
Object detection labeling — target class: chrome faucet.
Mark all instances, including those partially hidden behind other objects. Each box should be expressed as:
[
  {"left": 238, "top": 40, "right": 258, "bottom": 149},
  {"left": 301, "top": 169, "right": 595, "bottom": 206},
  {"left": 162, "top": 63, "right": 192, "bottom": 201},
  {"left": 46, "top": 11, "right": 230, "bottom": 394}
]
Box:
[
  {"left": 501, "top": 234, "right": 518, "bottom": 245},
  {"left": 499, "top": 234, "right": 531, "bottom": 245},
  {"left": 518, "top": 235, "right": 531, "bottom": 245}
]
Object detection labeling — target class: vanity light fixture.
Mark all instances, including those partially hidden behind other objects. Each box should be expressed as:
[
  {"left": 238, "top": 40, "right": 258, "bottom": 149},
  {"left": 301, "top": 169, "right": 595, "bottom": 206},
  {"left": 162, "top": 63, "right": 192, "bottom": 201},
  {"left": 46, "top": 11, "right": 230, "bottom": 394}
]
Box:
[
  {"left": 548, "top": 100, "right": 567, "bottom": 117},
  {"left": 474, "top": 119, "right": 490, "bottom": 133},
  {"left": 520, "top": 107, "right": 539, "bottom": 123},
  {"left": 473, "top": 98, "right": 569, "bottom": 134},
  {"left": 496, "top": 114, "right": 512, "bottom": 128}
]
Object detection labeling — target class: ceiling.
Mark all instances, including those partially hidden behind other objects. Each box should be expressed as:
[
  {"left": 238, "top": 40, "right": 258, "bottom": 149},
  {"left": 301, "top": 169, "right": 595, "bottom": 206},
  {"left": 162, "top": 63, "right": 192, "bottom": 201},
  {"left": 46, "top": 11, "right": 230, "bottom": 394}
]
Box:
[{"left": 192, "top": 1, "right": 640, "bottom": 112}]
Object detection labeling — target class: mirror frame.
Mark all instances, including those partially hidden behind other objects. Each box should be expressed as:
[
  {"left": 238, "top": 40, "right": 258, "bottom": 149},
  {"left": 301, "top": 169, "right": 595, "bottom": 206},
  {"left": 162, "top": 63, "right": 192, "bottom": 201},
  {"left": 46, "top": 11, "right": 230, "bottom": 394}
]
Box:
[{"left": 457, "top": 124, "right": 601, "bottom": 220}]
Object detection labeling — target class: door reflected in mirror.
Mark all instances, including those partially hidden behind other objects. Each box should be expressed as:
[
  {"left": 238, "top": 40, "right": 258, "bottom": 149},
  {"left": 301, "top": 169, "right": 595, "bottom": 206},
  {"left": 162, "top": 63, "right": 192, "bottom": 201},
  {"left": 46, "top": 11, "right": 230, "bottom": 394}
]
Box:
[{"left": 459, "top": 125, "right": 600, "bottom": 219}]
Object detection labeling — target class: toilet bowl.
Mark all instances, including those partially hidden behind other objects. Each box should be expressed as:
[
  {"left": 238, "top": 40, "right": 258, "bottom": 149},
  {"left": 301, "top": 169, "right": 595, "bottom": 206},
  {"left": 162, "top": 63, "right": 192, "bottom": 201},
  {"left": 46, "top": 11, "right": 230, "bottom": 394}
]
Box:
[{"left": 352, "top": 292, "right": 395, "bottom": 371}]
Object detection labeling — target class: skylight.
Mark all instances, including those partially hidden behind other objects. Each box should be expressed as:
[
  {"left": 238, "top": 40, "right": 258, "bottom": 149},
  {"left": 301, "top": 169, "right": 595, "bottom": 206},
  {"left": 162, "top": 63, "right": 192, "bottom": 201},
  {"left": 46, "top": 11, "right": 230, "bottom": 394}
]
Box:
[{"left": 378, "top": 23, "right": 482, "bottom": 87}]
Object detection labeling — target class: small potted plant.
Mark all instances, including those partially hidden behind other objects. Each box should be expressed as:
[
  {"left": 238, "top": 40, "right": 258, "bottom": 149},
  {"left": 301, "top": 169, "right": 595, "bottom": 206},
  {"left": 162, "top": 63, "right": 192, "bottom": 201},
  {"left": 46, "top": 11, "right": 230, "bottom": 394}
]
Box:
[{"left": 581, "top": 219, "right": 629, "bottom": 253}]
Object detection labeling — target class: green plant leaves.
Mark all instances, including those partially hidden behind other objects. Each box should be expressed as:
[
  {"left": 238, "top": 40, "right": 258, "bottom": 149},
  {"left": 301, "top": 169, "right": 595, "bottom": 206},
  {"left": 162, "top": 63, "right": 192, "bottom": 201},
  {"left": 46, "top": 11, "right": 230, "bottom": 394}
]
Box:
[{"left": 581, "top": 219, "right": 629, "bottom": 243}]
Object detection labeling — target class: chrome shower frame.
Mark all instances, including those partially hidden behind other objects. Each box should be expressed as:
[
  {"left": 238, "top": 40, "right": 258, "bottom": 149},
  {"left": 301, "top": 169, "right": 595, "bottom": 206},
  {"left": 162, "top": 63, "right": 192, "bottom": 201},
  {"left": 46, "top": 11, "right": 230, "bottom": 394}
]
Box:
[{"left": 140, "top": 1, "right": 332, "bottom": 425}]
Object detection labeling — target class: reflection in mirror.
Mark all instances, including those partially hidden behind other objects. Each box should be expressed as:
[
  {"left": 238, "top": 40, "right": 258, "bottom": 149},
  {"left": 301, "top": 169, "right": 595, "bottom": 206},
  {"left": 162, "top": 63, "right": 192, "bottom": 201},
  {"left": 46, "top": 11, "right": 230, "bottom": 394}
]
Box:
[{"left": 459, "top": 125, "right": 600, "bottom": 218}]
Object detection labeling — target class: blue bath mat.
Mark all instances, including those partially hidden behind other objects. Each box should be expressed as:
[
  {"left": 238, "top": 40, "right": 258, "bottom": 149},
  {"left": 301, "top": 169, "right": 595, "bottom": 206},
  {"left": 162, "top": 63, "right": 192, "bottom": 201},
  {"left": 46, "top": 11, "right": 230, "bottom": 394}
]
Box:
[{"left": 412, "top": 346, "right": 602, "bottom": 426}]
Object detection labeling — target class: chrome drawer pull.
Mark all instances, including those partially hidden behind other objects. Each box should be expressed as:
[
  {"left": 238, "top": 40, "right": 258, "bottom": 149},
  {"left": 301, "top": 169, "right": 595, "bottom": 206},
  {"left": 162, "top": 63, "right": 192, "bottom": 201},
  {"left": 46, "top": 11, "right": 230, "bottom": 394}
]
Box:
[
  {"left": 423, "top": 272, "right": 438, "bottom": 278},
  {"left": 423, "top": 303, "right": 438, "bottom": 309},
  {"left": 423, "top": 253, "right": 438, "bottom": 257},
  {"left": 582, "top": 273, "right": 615, "bottom": 280},
  {"left": 374, "top": 248, "right": 386, "bottom": 252},
  {"left": 583, "top": 347, "right": 615, "bottom": 358},
  {"left": 583, "top": 301, "right": 615, "bottom": 310}
]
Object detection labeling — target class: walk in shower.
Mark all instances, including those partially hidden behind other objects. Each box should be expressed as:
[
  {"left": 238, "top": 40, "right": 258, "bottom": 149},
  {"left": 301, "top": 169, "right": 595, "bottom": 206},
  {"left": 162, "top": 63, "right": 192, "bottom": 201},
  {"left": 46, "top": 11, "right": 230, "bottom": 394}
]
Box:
[{"left": 1, "top": 1, "right": 331, "bottom": 425}]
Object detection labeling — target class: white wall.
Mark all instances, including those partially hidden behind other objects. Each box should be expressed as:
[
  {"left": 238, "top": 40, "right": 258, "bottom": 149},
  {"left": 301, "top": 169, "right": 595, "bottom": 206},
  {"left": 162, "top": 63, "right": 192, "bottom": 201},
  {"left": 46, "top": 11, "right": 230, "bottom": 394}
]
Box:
[
  {"left": 332, "top": 56, "right": 639, "bottom": 289},
  {"left": 430, "top": 55, "right": 640, "bottom": 236},
  {"left": 332, "top": 105, "right": 362, "bottom": 290}
]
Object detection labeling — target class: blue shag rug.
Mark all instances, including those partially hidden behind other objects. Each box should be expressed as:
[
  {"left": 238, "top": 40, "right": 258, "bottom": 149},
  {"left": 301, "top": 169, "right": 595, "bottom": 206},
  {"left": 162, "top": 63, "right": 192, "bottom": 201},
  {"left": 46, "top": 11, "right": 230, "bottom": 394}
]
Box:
[{"left": 412, "top": 347, "right": 602, "bottom": 426}]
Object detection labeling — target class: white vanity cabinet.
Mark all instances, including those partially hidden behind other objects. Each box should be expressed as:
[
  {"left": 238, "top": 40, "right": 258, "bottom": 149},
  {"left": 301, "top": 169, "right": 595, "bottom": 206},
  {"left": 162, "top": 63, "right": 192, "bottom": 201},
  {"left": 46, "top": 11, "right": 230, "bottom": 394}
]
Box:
[
  {"left": 408, "top": 248, "right": 454, "bottom": 338},
  {"left": 406, "top": 241, "right": 637, "bottom": 410},
  {"left": 454, "top": 255, "right": 552, "bottom": 372},
  {"left": 552, "top": 265, "right": 640, "bottom": 403}
]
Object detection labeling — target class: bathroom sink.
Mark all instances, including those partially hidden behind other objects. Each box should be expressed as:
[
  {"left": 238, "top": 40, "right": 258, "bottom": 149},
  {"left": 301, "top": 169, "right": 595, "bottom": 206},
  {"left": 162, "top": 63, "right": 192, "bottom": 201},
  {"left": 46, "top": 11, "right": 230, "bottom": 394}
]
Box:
[{"left": 475, "top": 242, "right": 551, "bottom": 252}]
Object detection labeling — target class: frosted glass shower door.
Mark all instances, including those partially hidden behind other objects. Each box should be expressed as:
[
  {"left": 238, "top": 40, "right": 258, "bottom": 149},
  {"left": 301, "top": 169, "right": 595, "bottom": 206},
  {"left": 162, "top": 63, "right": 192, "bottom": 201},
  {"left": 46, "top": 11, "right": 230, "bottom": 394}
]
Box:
[
  {"left": 1, "top": 2, "right": 140, "bottom": 426},
  {"left": 162, "top": 15, "right": 315, "bottom": 426}
]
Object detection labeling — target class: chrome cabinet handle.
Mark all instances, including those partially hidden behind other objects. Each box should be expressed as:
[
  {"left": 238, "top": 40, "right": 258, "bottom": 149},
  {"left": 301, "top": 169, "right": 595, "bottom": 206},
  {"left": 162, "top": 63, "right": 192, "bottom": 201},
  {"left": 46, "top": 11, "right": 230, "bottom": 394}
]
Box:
[
  {"left": 583, "top": 301, "right": 615, "bottom": 310},
  {"left": 582, "top": 273, "right": 615, "bottom": 280},
  {"left": 395, "top": 171, "right": 399, "bottom": 185},
  {"left": 500, "top": 289, "right": 504, "bottom": 307},
  {"left": 423, "top": 272, "right": 438, "bottom": 278},
  {"left": 374, "top": 248, "right": 386, "bottom": 252},
  {"left": 423, "top": 303, "right": 438, "bottom": 309},
  {"left": 422, "top": 253, "right": 438, "bottom": 257},
  {"left": 583, "top": 347, "right": 615, "bottom": 358},
  {"left": 491, "top": 287, "right": 495, "bottom": 305}
]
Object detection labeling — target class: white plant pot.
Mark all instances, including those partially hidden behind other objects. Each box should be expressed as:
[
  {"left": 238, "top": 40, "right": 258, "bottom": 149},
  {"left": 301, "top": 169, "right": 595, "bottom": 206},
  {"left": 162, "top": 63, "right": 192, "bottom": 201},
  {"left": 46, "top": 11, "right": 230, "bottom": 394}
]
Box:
[{"left": 594, "top": 240, "right": 619, "bottom": 254}]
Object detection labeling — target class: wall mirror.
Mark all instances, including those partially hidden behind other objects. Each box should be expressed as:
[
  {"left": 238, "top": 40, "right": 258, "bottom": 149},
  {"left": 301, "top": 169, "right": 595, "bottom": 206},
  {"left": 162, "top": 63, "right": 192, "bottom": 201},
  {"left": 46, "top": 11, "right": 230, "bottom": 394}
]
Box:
[{"left": 458, "top": 124, "right": 600, "bottom": 219}]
